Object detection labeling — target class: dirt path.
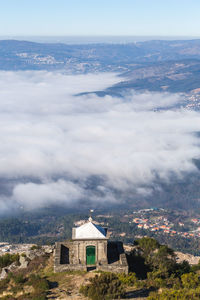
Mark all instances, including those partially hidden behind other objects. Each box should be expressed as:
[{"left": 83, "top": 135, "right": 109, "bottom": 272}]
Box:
[{"left": 47, "top": 272, "right": 96, "bottom": 300}]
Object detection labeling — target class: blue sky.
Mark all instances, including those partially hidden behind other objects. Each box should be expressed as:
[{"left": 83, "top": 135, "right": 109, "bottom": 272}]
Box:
[{"left": 0, "top": 0, "right": 200, "bottom": 36}]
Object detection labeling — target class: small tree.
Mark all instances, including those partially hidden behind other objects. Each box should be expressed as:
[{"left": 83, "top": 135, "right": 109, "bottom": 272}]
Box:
[
  {"left": 151, "top": 245, "right": 176, "bottom": 276},
  {"left": 137, "top": 237, "right": 159, "bottom": 259}
]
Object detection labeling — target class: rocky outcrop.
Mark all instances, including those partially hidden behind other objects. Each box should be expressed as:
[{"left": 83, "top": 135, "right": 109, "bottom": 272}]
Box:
[
  {"left": 0, "top": 262, "right": 18, "bottom": 279},
  {"left": 44, "top": 245, "right": 54, "bottom": 254},
  {"left": 19, "top": 255, "right": 29, "bottom": 269},
  {"left": 0, "top": 245, "right": 54, "bottom": 279},
  {"left": 175, "top": 252, "right": 200, "bottom": 265},
  {"left": 0, "top": 268, "right": 8, "bottom": 280}
]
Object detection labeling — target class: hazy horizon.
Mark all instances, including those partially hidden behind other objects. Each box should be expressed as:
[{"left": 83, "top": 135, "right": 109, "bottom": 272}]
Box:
[{"left": 1, "top": 35, "right": 200, "bottom": 44}]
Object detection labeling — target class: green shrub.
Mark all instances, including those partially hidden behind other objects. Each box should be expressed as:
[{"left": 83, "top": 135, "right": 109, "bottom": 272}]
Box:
[
  {"left": 181, "top": 272, "right": 200, "bottom": 289},
  {"left": 28, "top": 273, "right": 41, "bottom": 283},
  {"left": 28, "top": 274, "right": 49, "bottom": 293},
  {"left": 167, "top": 275, "right": 181, "bottom": 289},
  {"left": 175, "top": 260, "right": 191, "bottom": 276},
  {"left": 35, "top": 279, "right": 49, "bottom": 292},
  {"left": 0, "top": 253, "right": 19, "bottom": 269},
  {"left": 12, "top": 273, "right": 26, "bottom": 284},
  {"left": 79, "top": 273, "right": 125, "bottom": 300},
  {"left": 148, "top": 288, "right": 200, "bottom": 299},
  {"left": 117, "top": 272, "right": 137, "bottom": 286},
  {"left": 79, "top": 284, "right": 90, "bottom": 296},
  {"left": 0, "top": 277, "right": 10, "bottom": 293},
  {"left": 30, "top": 245, "right": 42, "bottom": 251}
]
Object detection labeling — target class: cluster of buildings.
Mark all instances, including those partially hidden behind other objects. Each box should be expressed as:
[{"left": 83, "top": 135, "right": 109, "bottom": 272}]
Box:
[
  {"left": 186, "top": 91, "right": 200, "bottom": 110},
  {"left": 133, "top": 213, "right": 200, "bottom": 239},
  {"left": 133, "top": 216, "right": 177, "bottom": 234},
  {"left": 16, "top": 52, "right": 63, "bottom": 65}
]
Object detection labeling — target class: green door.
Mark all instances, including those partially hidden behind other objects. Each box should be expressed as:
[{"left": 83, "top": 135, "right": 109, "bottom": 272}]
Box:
[{"left": 86, "top": 246, "right": 95, "bottom": 265}]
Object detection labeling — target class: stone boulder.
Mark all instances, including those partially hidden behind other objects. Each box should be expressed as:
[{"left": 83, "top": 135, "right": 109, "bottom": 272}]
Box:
[
  {"left": 0, "top": 261, "right": 18, "bottom": 279},
  {"left": 19, "top": 255, "right": 29, "bottom": 269},
  {"left": 0, "top": 268, "right": 8, "bottom": 280},
  {"left": 25, "top": 251, "right": 36, "bottom": 261},
  {"left": 44, "top": 246, "right": 54, "bottom": 254},
  {"left": 25, "top": 249, "right": 41, "bottom": 260},
  {"left": 7, "top": 261, "right": 18, "bottom": 271}
]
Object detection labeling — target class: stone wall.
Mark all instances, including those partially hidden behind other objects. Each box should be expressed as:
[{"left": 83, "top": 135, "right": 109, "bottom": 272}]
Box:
[
  {"left": 54, "top": 263, "right": 87, "bottom": 273},
  {"left": 97, "top": 264, "right": 128, "bottom": 274},
  {"left": 54, "top": 240, "right": 129, "bottom": 274},
  {"left": 71, "top": 239, "right": 107, "bottom": 265},
  {"left": 76, "top": 240, "right": 107, "bottom": 264}
]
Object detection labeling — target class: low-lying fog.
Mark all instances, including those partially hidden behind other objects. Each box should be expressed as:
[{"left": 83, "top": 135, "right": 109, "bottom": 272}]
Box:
[{"left": 0, "top": 71, "right": 199, "bottom": 213}]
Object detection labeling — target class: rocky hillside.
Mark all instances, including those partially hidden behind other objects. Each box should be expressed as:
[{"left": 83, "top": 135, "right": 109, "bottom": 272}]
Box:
[{"left": 0, "top": 241, "right": 200, "bottom": 299}]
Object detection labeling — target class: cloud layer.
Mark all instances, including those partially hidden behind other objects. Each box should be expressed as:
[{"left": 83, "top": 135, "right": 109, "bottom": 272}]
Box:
[{"left": 0, "top": 71, "right": 200, "bottom": 213}]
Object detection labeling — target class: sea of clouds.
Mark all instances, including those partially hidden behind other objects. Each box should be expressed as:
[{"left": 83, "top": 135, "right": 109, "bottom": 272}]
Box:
[{"left": 0, "top": 71, "right": 199, "bottom": 213}]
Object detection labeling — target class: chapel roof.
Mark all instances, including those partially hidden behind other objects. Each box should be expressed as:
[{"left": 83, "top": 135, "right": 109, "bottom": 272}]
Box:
[{"left": 72, "top": 219, "right": 107, "bottom": 240}]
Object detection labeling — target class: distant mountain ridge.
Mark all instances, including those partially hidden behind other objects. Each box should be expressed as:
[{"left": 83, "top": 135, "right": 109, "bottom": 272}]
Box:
[
  {"left": 1, "top": 39, "right": 200, "bottom": 70},
  {"left": 1, "top": 39, "right": 200, "bottom": 95}
]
